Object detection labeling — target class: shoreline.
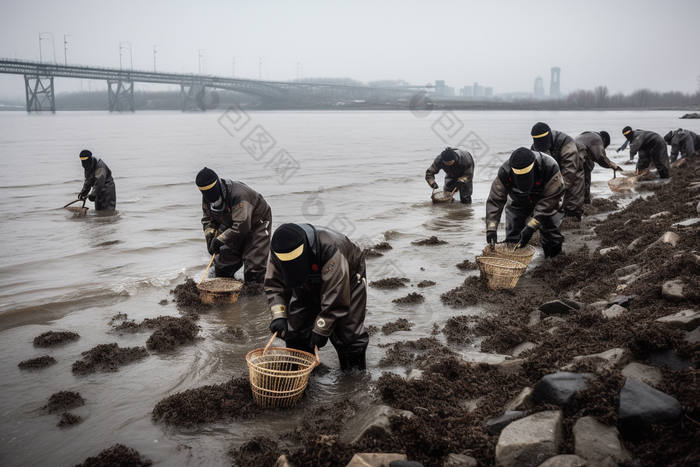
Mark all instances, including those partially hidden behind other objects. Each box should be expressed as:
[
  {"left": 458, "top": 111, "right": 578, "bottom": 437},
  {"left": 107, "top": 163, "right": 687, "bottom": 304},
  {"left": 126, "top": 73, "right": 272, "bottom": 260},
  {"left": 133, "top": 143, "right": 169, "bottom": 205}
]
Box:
[{"left": 223, "top": 158, "right": 700, "bottom": 466}]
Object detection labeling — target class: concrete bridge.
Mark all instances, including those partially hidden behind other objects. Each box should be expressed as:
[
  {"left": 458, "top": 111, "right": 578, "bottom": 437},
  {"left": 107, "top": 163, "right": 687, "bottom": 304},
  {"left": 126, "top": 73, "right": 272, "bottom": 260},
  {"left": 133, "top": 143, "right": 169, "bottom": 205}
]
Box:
[{"left": 0, "top": 59, "right": 421, "bottom": 113}]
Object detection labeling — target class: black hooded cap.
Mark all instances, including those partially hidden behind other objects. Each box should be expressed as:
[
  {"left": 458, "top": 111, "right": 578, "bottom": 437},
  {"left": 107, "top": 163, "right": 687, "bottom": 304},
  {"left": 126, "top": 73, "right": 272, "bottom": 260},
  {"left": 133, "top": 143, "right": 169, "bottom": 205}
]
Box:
[
  {"left": 271, "top": 223, "right": 310, "bottom": 288},
  {"left": 440, "top": 147, "right": 457, "bottom": 164},
  {"left": 531, "top": 122, "right": 553, "bottom": 152},
  {"left": 599, "top": 131, "right": 611, "bottom": 148},
  {"left": 509, "top": 147, "right": 537, "bottom": 194},
  {"left": 622, "top": 126, "right": 634, "bottom": 141},
  {"left": 79, "top": 149, "right": 93, "bottom": 169},
  {"left": 663, "top": 130, "right": 673, "bottom": 145},
  {"left": 196, "top": 167, "right": 225, "bottom": 212}
]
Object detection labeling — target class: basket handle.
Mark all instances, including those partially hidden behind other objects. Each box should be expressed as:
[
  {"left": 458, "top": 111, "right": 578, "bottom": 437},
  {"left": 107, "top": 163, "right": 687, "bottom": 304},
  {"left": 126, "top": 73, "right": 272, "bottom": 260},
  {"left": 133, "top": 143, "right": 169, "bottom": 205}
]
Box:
[
  {"left": 263, "top": 332, "right": 277, "bottom": 356},
  {"left": 313, "top": 345, "right": 321, "bottom": 366},
  {"left": 199, "top": 253, "right": 216, "bottom": 285}
]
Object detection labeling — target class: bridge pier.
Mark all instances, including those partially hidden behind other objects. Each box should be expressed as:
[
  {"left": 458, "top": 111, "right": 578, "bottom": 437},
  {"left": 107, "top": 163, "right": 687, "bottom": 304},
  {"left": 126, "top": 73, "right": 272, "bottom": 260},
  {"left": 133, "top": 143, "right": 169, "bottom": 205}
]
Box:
[
  {"left": 108, "top": 80, "right": 134, "bottom": 112},
  {"left": 24, "top": 75, "right": 55, "bottom": 113},
  {"left": 181, "top": 83, "right": 206, "bottom": 111}
]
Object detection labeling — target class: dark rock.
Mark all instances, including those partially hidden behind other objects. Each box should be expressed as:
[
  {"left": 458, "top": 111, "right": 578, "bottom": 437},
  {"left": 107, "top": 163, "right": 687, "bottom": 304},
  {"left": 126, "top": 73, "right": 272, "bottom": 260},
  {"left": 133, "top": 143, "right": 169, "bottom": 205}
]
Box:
[
  {"left": 648, "top": 349, "right": 695, "bottom": 370},
  {"left": 486, "top": 411, "right": 524, "bottom": 434},
  {"left": 539, "top": 300, "right": 580, "bottom": 315},
  {"left": 533, "top": 372, "right": 594, "bottom": 407},
  {"left": 618, "top": 378, "right": 683, "bottom": 430},
  {"left": 606, "top": 295, "right": 636, "bottom": 308},
  {"left": 389, "top": 461, "right": 425, "bottom": 467}
]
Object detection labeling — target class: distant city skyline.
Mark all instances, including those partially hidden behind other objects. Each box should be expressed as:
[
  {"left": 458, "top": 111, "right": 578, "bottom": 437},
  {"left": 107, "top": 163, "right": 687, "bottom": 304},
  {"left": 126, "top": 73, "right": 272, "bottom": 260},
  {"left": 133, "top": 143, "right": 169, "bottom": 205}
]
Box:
[{"left": 1, "top": 0, "right": 699, "bottom": 101}]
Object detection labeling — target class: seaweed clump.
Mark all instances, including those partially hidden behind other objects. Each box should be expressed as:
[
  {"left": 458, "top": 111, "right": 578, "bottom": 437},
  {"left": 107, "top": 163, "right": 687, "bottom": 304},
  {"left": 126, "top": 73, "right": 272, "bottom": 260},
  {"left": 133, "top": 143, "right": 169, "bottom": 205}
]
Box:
[
  {"left": 75, "top": 444, "right": 152, "bottom": 467},
  {"left": 45, "top": 391, "right": 85, "bottom": 413},
  {"left": 71, "top": 343, "right": 148, "bottom": 375},
  {"left": 152, "top": 375, "right": 261, "bottom": 427},
  {"left": 33, "top": 331, "right": 80, "bottom": 348},
  {"left": 18, "top": 355, "right": 57, "bottom": 369},
  {"left": 369, "top": 277, "right": 410, "bottom": 289}
]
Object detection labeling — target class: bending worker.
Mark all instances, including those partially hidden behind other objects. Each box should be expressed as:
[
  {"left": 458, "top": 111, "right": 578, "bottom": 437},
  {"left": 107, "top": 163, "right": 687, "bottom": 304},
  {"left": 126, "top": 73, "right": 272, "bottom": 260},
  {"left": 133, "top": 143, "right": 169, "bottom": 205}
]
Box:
[
  {"left": 425, "top": 147, "right": 475, "bottom": 204},
  {"left": 622, "top": 126, "right": 670, "bottom": 179},
  {"left": 196, "top": 167, "right": 272, "bottom": 283},
  {"left": 663, "top": 128, "right": 699, "bottom": 162},
  {"left": 265, "top": 223, "right": 369, "bottom": 371},
  {"left": 530, "top": 122, "right": 584, "bottom": 220},
  {"left": 485, "top": 147, "right": 565, "bottom": 258},
  {"left": 78, "top": 149, "right": 116, "bottom": 211},
  {"left": 574, "top": 131, "right": 621, "bottom": 204}
]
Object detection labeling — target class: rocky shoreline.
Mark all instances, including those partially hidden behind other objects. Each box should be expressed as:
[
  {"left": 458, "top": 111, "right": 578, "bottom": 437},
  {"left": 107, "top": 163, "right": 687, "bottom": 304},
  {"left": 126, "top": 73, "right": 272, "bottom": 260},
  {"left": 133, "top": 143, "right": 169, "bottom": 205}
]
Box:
[
  {"left": 64, "top": 158, "right": 700, "bottom": 466},
  {"left": 227, "top": 158, "right": 700, "bottom": 467}
]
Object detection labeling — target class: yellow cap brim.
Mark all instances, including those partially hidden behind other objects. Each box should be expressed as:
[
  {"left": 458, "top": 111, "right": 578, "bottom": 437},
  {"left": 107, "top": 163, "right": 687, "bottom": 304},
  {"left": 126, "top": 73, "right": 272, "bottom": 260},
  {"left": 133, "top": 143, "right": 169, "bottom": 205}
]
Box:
[
  {"left": 198, "top": 180, "right": 217, "bottom": 191},
  {"left": 274, "top": 244, "right": 304, "bottom": 261},
  {"left": 512, "top": 161, "right": 534, "bottom": 175}
]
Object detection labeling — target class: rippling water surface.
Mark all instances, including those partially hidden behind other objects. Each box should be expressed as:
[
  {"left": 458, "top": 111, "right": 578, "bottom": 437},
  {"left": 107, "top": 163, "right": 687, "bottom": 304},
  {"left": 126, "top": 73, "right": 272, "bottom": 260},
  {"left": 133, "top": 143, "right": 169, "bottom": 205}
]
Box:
[{"left": 0, "top": 109, "right": 684, "bottom": 466}]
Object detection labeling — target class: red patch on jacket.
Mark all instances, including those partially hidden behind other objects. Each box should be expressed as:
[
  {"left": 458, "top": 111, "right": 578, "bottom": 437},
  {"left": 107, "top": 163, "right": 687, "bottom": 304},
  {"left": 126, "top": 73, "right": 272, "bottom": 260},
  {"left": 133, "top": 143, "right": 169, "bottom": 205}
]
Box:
[{"left": 311, "top": 264, "right": 319, "bottom": 272}]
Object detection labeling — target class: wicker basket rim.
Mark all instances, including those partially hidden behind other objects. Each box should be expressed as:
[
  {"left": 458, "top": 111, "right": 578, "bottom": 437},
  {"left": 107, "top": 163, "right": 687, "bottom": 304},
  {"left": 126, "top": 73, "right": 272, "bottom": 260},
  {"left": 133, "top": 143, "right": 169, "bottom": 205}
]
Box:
[
  {"left": 475, "top": 256, "right": 527, "bottom": 269},
  {"left": 197, "top": 278, "right": 243, "bottom": 293},
  {"left": 484, "top": 243, "right": 535, "bottom": 256},
  {"left": 246, "top": 347, "right": 319, "bottom": 374}
]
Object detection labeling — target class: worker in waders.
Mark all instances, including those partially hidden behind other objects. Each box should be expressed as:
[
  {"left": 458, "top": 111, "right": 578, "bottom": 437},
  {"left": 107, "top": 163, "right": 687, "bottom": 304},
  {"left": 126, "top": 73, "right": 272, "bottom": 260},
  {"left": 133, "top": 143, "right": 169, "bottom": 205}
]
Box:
[
  {"left": 265, "top": 223, "right": 369, "bottom": 371},
  {"left": 78, "top": 150, "right": 116, "bottom": 211},
  {"left": 530, "top": 122, "right": 585, "bottom": 220},
  {"left": 622, "top": 126, "right": 670, "bottom": 178},
  {"left": 574, "top": 131, "right": 622, "bottom": 204},
  {"left": 663, "top": 128, "right": 700, "bottom": 163},
  {"left": 425, "top": 147, "right": 475, "bottom": 204},
  {"left": 485, "top": 147, "right": 565, "bottom": 258},
  {"left": 196, "top": 167, "right": 272, "bottom": 283}
]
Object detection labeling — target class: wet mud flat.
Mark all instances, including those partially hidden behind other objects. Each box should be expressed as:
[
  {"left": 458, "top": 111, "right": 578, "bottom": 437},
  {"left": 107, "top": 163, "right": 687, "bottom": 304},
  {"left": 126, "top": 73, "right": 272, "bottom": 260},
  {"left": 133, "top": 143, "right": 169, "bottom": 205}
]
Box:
[{"left": 224, "top": 160, "right": 700, "bottom": 466}]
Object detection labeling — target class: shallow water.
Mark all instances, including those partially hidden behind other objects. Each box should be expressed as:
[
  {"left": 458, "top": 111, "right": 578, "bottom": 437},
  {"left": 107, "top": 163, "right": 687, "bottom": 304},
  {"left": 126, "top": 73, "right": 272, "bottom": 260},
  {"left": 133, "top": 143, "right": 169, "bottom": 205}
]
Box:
[{"left": 0, "top": 109, "right": 685, "bottom": 466}]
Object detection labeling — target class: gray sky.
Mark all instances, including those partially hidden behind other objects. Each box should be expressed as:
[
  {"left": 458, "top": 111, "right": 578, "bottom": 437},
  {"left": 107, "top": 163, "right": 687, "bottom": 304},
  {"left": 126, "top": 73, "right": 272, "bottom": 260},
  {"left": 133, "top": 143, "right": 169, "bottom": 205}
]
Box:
[{"left": 1, "top": 0, "right": 699, "bottom": 100}]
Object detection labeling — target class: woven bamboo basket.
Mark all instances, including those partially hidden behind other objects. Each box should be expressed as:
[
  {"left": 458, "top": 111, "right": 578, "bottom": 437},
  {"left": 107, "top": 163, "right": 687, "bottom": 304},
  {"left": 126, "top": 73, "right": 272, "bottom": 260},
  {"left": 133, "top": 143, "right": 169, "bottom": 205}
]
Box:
[
  {"left": 476, "top": 256, "right": 527, "bottom": 290},
  {"left": 246, "top": 334, "right": 320, "bottom": 408},
  {"left": 607, "top": 176, "right": 636, "bottom": 192},
  {"left": 481, "top": 243, "right": 536, "bottom": 266},
  {"left": 197, "top": 278, "right": 243, "bottom": 304},
  {"left": 431, "top": 187, "right": 457, "bottom": 204},
  {"left": 65, "top": 206, "right": 89, "bottom": 217}
]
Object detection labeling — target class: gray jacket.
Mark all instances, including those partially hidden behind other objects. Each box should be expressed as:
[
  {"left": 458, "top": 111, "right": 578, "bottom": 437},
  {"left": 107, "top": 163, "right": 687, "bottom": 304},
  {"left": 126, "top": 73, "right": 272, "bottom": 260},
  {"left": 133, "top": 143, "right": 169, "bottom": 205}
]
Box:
[
  {"left": 486, "top": 152, "right": 564, "bottom": 232},
  {"left": 575, "top": 132, "right": 619, "bottom": 171},
  {"left": 425, "top": 149, "right": 474, "bottom": 186},
  {"left": 80, "top": 157, "right": 116, "bottom": 211},
  {"left": 531, "top": 130, "right": 584, "bottom": 215},
  {"left": 265, "top": 225, "right": 365, "bottom": 337},
  {"left": 201, "top": 179, "right": 272, "bottom": 254},
  {"left": 665, "top": 129, "right": 699, "bottom": 161}
]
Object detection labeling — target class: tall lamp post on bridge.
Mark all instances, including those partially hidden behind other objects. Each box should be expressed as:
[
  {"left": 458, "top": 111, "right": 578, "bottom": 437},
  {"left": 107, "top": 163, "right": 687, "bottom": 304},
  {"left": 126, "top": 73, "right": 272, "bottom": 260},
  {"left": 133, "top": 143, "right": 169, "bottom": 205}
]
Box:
[
  {"left": 259, "top": 57, "right": 262, "bottom": 81},
  {"left": 232, "top": 57, "right": 235, "bottom": 78},
  {"left": 39, "top": 32, "right": 56, "bottom": 63},
  {"left": 63, "top": 35, "right": 72, "bottom": 65},
  {"left": 119, "top": 42, "right": 132, "bottom": 70},
  {"left": 153, "top": 45, "right": 161, "bottom": 72},
  {"left": 198, "top": 49, "right": 205, "bottom": 75}
]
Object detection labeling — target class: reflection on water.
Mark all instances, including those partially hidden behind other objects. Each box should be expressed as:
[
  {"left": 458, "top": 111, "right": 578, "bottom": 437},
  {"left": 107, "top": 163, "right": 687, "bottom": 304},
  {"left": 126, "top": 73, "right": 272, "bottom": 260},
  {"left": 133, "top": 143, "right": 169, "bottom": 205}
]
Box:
[{"left": 0, "top": 110, "right": 678, "bottom": 466}]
